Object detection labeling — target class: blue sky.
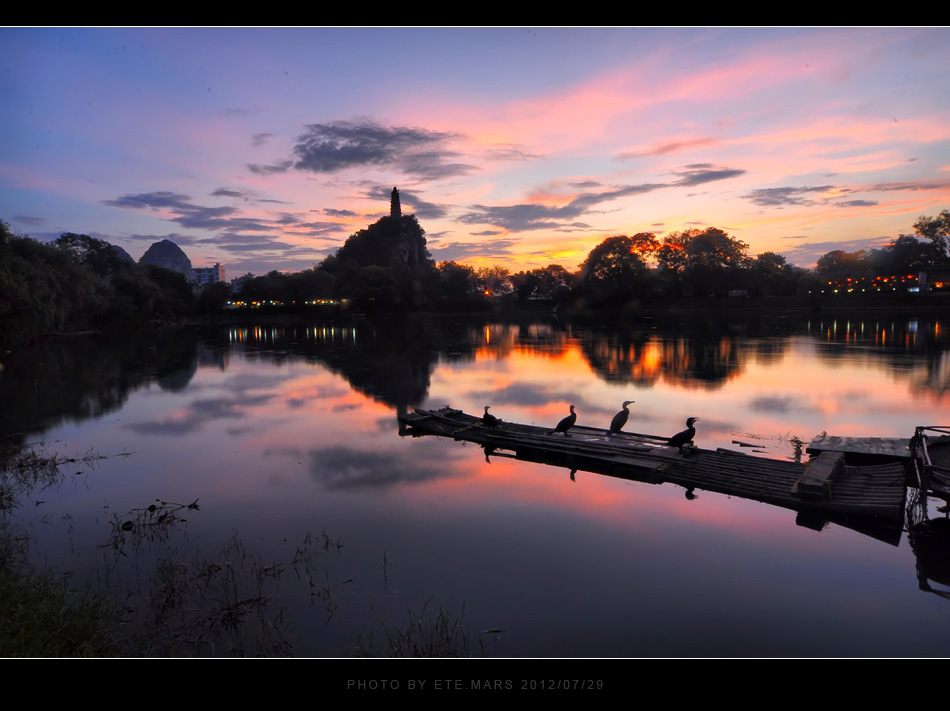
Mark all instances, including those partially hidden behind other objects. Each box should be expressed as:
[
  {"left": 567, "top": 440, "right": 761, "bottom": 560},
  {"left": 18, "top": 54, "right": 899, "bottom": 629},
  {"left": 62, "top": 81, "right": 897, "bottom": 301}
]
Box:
[{"left": 2, "top": 27, "right": 949, "bottom": 275}]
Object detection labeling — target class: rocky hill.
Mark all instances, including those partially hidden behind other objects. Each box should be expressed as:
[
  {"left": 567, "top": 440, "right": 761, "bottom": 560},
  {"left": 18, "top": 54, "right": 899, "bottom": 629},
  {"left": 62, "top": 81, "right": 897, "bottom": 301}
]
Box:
[
  {"left": 110, "top": 244, "right": 135, "bottom": 263},
  {"left": 139, "top": 239, "right": 192, "bottom": 276}
]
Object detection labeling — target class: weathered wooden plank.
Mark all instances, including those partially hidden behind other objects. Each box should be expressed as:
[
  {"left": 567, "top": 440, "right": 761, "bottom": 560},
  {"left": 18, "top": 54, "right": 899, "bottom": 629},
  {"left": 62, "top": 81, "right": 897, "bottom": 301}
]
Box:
[
  {"left": 793, "top": 451, "right": 844, "bottom": 500},
  {"left": 807, "top": 433, "right": 910, "bottom": 458}
]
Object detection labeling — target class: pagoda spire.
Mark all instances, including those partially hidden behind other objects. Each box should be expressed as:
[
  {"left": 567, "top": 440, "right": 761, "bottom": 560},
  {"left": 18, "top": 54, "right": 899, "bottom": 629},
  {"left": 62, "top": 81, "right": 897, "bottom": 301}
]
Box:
[{"left": 390, "top": 187, "right": 401, "bottom": 218}]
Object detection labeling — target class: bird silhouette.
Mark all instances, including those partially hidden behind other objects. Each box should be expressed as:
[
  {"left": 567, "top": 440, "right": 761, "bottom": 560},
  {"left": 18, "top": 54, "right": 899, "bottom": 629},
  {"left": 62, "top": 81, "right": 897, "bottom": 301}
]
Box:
[
  {"left": 482, "top": 405, "right": 500, "bottom": 427},
  {"left": 549, "top": 405, "right": 577, "bottom": 437},
  {"left": 607, "top": 400, "right": 635, "bottom": 436},
  {"left": 668, "top": 417, "right": 699, "bottom": 450}
]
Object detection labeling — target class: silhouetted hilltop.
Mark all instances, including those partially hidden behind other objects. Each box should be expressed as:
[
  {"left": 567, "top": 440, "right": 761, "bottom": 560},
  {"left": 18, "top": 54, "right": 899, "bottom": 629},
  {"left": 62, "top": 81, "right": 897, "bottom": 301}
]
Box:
[
  {"left": 334, "top": 214, "right": 430, "bottom": 273},
  {"left": 139, "top": 239, "right": 192, "bottom": 276},
  {"left": 110, "top": 243, "right": 135, "bottom": 263}
]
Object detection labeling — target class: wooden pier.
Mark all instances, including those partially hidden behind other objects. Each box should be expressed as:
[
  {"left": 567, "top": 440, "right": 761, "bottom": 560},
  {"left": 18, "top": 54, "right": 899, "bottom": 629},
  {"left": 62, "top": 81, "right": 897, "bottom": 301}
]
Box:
[
  {"left": 398, "top": 407, "right": 908, "bottom": 528},
  {"left": 807, "top": 433, "right": 911, "bottom": 460}
]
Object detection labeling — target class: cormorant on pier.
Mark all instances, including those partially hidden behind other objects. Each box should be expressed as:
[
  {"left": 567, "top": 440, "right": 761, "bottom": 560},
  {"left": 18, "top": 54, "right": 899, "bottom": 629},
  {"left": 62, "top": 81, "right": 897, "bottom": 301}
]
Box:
[
  {"left": 607, "top": 400, "right": 635, "bottom": 436},
  {"left": 668, "top": 417, "right": 699, "bottom": 450},
  {"left": 482, "top": 406, "right": 500, "bottom": 428},
  {"left": 549, "top": 404, "right": 577, "bottom": 437}
]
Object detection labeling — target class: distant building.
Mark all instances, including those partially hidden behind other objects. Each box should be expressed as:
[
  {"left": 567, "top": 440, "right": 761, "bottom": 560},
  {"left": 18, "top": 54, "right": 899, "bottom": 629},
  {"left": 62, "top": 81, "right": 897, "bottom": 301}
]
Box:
[{"left": 193, "top": 263, "right": 225, "bottom": 285}]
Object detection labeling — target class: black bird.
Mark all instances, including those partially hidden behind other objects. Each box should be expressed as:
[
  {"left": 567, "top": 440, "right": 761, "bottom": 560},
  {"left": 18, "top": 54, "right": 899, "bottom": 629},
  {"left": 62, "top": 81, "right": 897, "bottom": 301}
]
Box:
[
  {"left": 549, "top": 404, "right": 577, "bottom": 437},
  {"left": 668, "top": 417, "right": 699, "bottom": 450},
  {"left": 607, "top": 400, "right": 635, "bottom": 436},
  {"left": 482, "top": 406, "right": 500, "bottom": 428}
]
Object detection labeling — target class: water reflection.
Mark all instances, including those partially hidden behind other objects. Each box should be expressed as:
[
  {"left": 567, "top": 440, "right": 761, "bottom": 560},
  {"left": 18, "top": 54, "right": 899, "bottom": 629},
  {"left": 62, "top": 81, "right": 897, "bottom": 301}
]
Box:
[
  {"left": 2, "top": 312, "right": 948, "bottom": 471},
  {"left": 5, "top": 312, "right": 948, "bottom": 449},
  {"left": 0, "top": 329, "right": 200, "bottom": 446},
  {"left": 3, "top": 311, "right": 950, "bottom": 655}
]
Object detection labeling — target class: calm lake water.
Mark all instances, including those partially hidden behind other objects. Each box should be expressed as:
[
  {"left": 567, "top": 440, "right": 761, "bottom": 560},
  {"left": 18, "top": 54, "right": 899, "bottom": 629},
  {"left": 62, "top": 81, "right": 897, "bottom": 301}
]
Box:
[{"left": 3, "top": 309, "right": 950, "bottom": 657}]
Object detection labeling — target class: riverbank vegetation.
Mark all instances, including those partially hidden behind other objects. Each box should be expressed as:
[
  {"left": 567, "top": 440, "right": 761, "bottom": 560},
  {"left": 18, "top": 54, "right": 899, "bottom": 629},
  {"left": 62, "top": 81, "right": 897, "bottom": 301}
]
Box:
[
  {"left": 0, "top": 442, "right": 122, "bottom": 655},
  {"left": 0, "top": 442, "right": 310, "bottom": 656},
  {"left": 0, "top": 440, "right": 478, "bottom": 657},
  {"left": 0, "top": 222, "right": 195, "bottom": 352}
]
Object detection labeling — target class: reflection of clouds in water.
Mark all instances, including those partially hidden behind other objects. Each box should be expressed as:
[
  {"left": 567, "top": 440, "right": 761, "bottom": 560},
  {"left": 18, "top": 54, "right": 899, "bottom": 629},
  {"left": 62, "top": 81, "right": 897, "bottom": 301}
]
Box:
[
  {"left": 125, "top": 393, "right": 275, "bottom": 435},
  {"left": 693, "top": 417, "right": 743, "bottom": 440},
  {"left": 297, "top": 383, "right": 351, "bottom": 398},
  {"left": 750, "top": 391, "right": 868, "bottom": 415},
  {"left": 624, "top": 407, "right": 660, "bottom": 425},
  {"left": 307, "top": 446, "right": 456, "bottom": 490},
  {"left": 223, "top": 372, "right": 291, "bottom": 392},
  {"left": 470, "top": 383, "right": 607, "bottom": 414},
  {"left": 470, "top": 383, "right": 562, "bottom": 406},
  {"left": 287, "top": 384, "right": 351, "bottom": 409},
  {"left": 264, "top": 446, "right": 305, "bottom": 459},
  {"left": 749, "top": 396, "right": 797, "bottom": 413},
  {"left": 374, "top": 415, "right": 399, "bottom": 432}
]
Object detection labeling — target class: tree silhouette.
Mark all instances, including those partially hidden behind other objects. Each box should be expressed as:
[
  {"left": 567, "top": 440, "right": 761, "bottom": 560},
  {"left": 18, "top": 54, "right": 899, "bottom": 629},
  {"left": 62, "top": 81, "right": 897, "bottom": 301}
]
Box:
[
  {"left": 658, "top": 227, "right": 749, "bottom": 296},
  {"left": 579, "top": 235, "right": 652, "bottom": 304},
  {"left": 913, "top": 210, "right": 950, "bottom": 263}
]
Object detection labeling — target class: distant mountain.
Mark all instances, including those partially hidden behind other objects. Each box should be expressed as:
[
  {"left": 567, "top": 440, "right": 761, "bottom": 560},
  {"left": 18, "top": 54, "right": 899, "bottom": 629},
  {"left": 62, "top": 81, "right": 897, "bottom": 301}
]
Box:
[
  {"left": 110, "top": 244, "right": 135, "bottom": 263},
  {"left": 139, "top": 239, "right": 192, "bottom": 276}
]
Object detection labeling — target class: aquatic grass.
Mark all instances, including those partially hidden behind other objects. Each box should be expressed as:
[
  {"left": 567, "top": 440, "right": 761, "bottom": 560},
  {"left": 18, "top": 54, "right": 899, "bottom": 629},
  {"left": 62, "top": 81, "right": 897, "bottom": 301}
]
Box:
[
  {"left": 0, "top": 441, "right": 114, "bottom": 519},
  {"left": 0, "top": 525, "right": 122, "bottom": 657},
  {"left": 126, "top": 535, "right": 296, "bottom": 657},
  {"left": 0, "top": 442, "right": 303, "bottom": 656},
  {"left": 0, "top": 572, "right": 121, "bottom": 657},
  {"left": 353, "top": 599, "right": 483, "bottom": 657},
  {"left": 101, "top": 498, "right": 201, "bottom": 553},
  {"left": 1, "top": 441, "right": 477, "bottom": 657}
]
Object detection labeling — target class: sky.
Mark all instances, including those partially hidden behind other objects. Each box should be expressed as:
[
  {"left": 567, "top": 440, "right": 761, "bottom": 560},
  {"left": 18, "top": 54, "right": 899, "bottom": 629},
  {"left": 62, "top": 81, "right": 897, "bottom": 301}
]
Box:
[{"left": 2, "top": 27, "right": 949, "bottom": 276}]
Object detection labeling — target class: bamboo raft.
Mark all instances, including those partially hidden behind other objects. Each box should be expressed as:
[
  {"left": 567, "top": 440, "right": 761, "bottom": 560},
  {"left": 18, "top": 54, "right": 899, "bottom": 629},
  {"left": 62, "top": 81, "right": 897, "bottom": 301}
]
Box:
[{"left": 398, "top": 407, "right": 908, "bottom": 526}]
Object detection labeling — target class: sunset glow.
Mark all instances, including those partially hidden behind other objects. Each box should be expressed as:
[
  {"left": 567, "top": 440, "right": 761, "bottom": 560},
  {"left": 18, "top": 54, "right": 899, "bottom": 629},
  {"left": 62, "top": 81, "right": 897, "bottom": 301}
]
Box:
[{"left": 2, "top": 27, "right": 949, "bottom": 275}]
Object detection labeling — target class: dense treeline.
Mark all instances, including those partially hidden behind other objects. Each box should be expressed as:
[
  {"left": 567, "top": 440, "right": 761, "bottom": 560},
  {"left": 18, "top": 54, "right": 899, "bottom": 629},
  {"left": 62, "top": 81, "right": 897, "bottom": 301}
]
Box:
[
  {"left": 4, "top": 210, "right": 948, "bottom": 352},
  {"left": 0, "top": 222, "right": 195, "bottom": 352},
  {"left": 230, "top": 211, "right": 950, "bottom": 312},
  {"left": 814, "top": 211, "right": 950, "bottom": 277}
]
